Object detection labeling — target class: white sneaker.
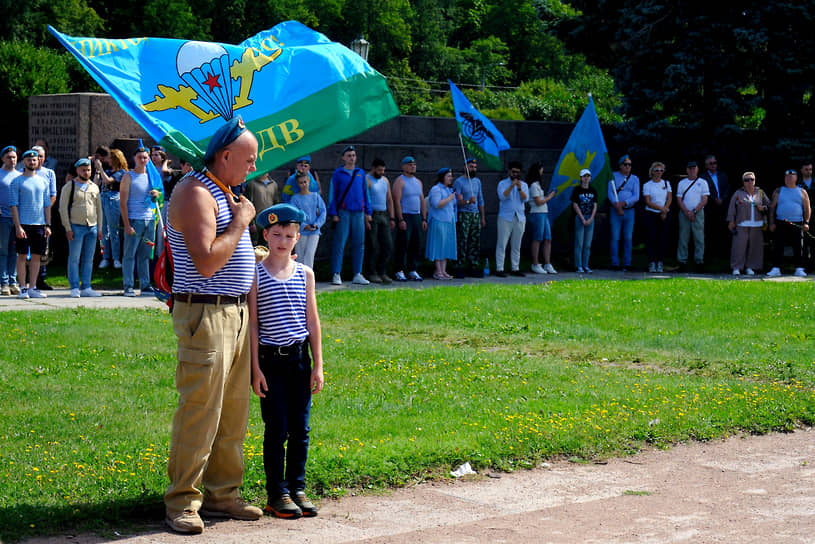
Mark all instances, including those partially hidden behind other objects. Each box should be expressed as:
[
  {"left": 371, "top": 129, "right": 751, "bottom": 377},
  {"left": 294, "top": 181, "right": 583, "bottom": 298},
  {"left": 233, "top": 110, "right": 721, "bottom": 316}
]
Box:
[
  {"left": 766, "top": 267, "right": 782, "bottom": 277},
  {"left": 18, "top": 287, "right": 29, "bottom": 299},
  {"left": 81, "top": 288, "right": 102, "bottom": 297},
  {"left": 656, "top": 262, "right": 664, "bottom": 273},
  {"left": 648, "top": 262, "right": 657, "bottom": 273},
  {"left": 531, "top": 264, "right": 546, "bottom": 274},
  {"left": 745, "top": 268, "right": 755, "bottom": 275},
  {"left": 543, "top": 263, "right": 557, "bottom": 274},
  {"left": 70, "top": 288, "right": 81, "bottom": 298},
  {"left": 408, "top": 270, "right": 423, "bottom": 281},
  {"left": 794, "top": 267, "right": 807, "bottom": 277},
  {"left": 28, "top": 288, "right": 47, "bottom": 298},
  {"left": 732, "top": 269, "right": 740, "bottom": 276},
  {"left": 584, "top": 266, "right": 593, "bottom": 274},
  {"left": 331, "top": 273, "right": 342, "bottom": 285},
  {"left": 352, "top": 273, "right": 370, "bottom": 285},
  {"left": 394, "top": 271, "right": 408, "bottom": 282},
  {"left": 113, "top": 260, "right": 122, "bottom": 269},
  {"left": 576, "top": 266, "right": 585, "bottom": 273},
  {"left": 98, "top": 259, "right": 110, "bottom": 269}
]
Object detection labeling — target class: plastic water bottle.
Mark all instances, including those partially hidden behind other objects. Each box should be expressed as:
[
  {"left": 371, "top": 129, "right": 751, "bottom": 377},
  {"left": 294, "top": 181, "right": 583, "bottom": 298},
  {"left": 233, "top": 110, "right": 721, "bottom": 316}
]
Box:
[{"left": 483, "top": 258, "right": 490, "bottom": 277}]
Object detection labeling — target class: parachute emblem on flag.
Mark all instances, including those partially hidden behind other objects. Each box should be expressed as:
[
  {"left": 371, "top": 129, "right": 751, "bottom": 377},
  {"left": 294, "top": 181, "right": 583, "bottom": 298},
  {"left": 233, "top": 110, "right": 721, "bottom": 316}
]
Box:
[
  {"left": 459, "top": 112, "right": 500, "bottom": 148},
  {"left": 142, "top": 42, "right": 282, "bottom": 124}
]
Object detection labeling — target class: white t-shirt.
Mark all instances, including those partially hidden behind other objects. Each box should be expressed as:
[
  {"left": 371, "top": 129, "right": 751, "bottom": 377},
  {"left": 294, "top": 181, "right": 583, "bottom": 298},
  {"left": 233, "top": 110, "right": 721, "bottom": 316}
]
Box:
[
  {"left": 677, "top": 177, "right": 710, "bottom": 211},
  {"left": 642, "top": 180, "right": 672, "bottom": 212},
  {"left": 529, "top": 182, "right": 548, "bottom": 214}
]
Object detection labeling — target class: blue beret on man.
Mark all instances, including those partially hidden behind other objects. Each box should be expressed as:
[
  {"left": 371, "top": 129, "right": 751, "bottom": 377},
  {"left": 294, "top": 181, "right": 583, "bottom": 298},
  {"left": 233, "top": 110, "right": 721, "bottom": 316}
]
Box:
[
  {"left": 402, "top": 156, "right": 416, "bottom": 165},
  {"left": 74, "top": 157, "right": 91, "bottom": 167},
  {"left": 1, "top": 145, "right": 16, "bottom": 156},
  {"left": 204, "top": 115, "right": 247, "bottom": 164},
  {"left": 256, "top": 203, "right": 307, "bottom": 230},
  {"left": 296, "top": 155, "right": 311, "bottom": 164},
  {"left": 21, "top": 149, "right": 38, "bottom": 159}
]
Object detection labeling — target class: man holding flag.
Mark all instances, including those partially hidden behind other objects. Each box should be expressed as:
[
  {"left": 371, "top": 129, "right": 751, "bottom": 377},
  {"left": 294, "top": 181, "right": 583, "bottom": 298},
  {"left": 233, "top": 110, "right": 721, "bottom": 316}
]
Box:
[{"left": 453, "top": 158, "right": 486, "bottom": 278}]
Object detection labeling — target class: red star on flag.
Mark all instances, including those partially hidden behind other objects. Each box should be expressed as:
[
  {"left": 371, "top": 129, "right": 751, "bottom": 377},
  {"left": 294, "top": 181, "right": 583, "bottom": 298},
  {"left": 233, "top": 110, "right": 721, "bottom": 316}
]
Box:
[{"left": 203, "top": 72, "right": 221, "bottom": 92}]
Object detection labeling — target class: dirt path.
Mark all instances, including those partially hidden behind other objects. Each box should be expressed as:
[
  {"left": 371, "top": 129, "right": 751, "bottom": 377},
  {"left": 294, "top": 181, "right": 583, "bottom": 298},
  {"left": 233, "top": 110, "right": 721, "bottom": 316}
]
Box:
[{"left": 24, "top": 428, "right": 815, "bottom": 543}]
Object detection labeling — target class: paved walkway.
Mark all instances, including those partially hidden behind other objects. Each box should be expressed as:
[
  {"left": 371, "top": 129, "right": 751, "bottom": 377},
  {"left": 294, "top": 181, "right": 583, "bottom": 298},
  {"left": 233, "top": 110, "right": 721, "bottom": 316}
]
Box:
[{"left": 0, "top": 270, "right": 809, "bottom": 312}]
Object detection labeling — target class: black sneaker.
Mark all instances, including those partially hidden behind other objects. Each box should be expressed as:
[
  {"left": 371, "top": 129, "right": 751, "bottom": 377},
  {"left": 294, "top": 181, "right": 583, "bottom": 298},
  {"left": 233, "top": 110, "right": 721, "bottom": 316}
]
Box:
[
  {"left": 292, "top": 491, "right": 318, "bottom": 517},
  {"left": 510, "top": 270, "right": 525, "bottom": 277},
  {"left": 264, "top": 494, "right": 302, "bottom": 519},
  {"left": 495, "top": 270, "right": 508, "bottom": 278},
  {"left": 36, "top": 279, "right": 54, "bottom": 291}
]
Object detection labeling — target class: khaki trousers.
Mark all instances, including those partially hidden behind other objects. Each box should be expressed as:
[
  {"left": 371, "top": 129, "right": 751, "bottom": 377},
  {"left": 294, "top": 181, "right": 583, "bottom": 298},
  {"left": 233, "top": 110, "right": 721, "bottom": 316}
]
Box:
[{"left": 164, "top": 300, "right": 251, "bottom": 514}]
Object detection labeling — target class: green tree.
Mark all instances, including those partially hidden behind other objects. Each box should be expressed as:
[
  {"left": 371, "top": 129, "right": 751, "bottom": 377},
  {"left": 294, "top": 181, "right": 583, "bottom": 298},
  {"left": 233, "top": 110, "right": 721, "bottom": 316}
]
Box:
[{"left": 0, "top": 41, "right": 75, "bottom": 145}]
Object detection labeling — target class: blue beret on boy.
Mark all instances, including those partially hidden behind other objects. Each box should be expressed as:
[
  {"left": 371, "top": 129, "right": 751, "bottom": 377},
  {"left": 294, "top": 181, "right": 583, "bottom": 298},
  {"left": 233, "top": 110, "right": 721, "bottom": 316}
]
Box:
[
  {"left": 204, "top": 116, "right": 247, "bottom": 164},
  {"left": 256, "top": 203, "right": 307, "bottom": 230}
]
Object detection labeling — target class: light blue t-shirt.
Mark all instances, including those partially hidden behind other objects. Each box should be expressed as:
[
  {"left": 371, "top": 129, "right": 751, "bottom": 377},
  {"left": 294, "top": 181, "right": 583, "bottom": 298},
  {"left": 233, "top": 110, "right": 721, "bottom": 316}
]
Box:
[
  {"left": 9, "top": 174, "right": 50, "bottom": 225},
  {"left": 0, "top": 168, "right": 21, "bottom": 217}
]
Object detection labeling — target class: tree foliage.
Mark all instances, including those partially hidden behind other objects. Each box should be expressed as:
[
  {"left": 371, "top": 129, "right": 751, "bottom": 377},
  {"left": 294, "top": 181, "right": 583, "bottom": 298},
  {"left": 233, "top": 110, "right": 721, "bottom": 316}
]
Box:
[{"left": 566, "top": 0, "right": 815, "bottom": 157}]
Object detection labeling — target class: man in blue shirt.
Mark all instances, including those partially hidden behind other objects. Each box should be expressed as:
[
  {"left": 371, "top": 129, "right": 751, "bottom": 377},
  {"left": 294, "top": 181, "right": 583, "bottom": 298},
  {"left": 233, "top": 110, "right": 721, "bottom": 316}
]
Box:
[
  {"left": 454, "top": 158, "right": 486, "bottom": 278},
  {"left": 281, "top": 156, "right": 320, "bottom": 202},
  {"left": 608, "top": 154, "right": 640, "bottom": 271},
  {"left": 327, "top": 145, "right": 371, "bottom": 285},
  {"left": 10, "top": 149, "right": 51, "bottom": 299},
  {"left": 495, "top": 161, "right": 528, "bottom": 277}
]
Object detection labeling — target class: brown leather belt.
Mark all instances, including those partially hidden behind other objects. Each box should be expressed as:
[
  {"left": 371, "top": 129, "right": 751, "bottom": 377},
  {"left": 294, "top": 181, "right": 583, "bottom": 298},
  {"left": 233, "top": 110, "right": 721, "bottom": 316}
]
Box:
[{"left": 173, "top": 293, "right": 247, "bottom": 305}]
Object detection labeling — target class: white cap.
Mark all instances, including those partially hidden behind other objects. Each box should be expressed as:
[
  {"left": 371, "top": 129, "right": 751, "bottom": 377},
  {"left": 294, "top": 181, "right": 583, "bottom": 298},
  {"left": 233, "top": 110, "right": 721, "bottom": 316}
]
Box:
[{"left": 579, "top": 168, "right": 591, "bottom": 177}]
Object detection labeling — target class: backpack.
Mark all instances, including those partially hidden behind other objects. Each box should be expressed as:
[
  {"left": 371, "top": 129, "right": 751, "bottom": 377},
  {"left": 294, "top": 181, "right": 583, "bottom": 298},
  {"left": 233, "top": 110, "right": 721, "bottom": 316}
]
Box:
[{"left": 153, "top": 225, "right": 174, "bottom": 310}]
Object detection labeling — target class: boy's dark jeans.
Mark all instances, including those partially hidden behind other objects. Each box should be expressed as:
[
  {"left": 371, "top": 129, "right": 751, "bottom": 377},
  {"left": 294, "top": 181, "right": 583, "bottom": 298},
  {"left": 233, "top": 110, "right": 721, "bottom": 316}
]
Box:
[{"left": 258, "top": 341, "right": 312, "bottom": 500}]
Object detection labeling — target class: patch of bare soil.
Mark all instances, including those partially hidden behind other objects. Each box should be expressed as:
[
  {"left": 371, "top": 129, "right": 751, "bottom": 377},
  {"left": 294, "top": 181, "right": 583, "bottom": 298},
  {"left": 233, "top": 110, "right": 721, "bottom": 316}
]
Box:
[{"left": 22, "top": 428, "right": 815, "bottom": 543}]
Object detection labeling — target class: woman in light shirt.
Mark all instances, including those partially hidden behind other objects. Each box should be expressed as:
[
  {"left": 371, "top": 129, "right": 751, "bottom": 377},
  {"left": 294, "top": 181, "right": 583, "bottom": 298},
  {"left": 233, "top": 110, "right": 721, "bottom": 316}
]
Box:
[
  {"left": 727, "top": 172, "right": 770, "bottom": 275},
  {"left": 642, "top": 162, "right": 672, "bottom": 273}
]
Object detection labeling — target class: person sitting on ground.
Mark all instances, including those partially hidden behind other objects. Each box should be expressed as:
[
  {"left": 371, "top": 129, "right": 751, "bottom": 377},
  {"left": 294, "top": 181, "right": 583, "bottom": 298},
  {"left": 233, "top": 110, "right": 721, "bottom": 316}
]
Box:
[
  {"left": 290, "top": 171, "right": 326, "bottom": 270},
  {"left": 426, "top": 167, "right": 457, "bottom": 280},
  {"left": 727, "top": 171, "right": 770, "bottom": 276},
  {"left": 767, "top": 169, "right": 811, "bottom": 277},
  {"left": 59, "top": 157, "right": 103, "bottom": 297},
  {"left": 250, "top": 203, "right": 324, "bottom": 520}
]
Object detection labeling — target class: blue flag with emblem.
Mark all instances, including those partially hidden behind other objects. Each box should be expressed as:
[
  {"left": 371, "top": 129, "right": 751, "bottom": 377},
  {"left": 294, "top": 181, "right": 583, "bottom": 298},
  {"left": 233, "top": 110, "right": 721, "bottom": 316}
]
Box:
[
  {"left": 547, "top": 96, "right": 612, "bottom": 221},
  {"left": 449, "top": 80, "right": 509, "bottom": 170},
  {"left": 48, "top": 21, "right": 399, "bottom": 177}
]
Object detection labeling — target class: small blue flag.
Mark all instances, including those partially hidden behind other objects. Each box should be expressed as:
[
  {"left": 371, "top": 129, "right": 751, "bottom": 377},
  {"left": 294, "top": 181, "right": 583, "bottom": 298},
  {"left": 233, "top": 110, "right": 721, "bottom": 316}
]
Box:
[
  {"left": 449, "top": 80, "right": 510, "bottom": 170},
  {"left": 547, "top": 96, "right": 612, "bottom": 220}
]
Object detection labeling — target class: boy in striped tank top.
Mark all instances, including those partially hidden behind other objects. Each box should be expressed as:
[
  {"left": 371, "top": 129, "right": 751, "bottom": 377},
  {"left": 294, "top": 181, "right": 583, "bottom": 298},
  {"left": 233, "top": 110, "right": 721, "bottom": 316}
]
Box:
[{"left": 250, "top": 203, "right": 324, "bottom": 519}]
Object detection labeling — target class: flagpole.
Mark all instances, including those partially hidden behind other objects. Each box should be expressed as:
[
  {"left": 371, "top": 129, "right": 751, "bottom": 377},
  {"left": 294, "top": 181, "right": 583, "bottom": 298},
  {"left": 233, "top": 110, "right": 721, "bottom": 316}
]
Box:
[{"left": 457, "top": 133, "right": 474, "bottom": 196}]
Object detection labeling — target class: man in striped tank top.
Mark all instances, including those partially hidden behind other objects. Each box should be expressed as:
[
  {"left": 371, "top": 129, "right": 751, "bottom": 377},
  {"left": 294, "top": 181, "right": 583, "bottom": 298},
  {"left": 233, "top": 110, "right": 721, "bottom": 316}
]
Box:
[
  {"left": 163, "top": 116, "right": 262, "bottom": 534},
  {"left": 250, "top": 203, "right": 324, "bottom": 519}
]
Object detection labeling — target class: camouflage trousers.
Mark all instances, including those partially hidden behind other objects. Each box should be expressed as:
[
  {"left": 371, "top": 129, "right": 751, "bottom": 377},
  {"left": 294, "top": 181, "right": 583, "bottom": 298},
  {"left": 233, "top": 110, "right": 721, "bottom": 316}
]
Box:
[{"left": 456, "top": 212, "right": 482, "bottom": 270}]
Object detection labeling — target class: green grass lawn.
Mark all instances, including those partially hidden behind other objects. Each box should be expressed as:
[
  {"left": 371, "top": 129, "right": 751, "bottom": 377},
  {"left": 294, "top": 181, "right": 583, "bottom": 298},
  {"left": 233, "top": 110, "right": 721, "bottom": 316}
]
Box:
[{"left": 2, "top": 279, "right": 814, "bottom": 541}]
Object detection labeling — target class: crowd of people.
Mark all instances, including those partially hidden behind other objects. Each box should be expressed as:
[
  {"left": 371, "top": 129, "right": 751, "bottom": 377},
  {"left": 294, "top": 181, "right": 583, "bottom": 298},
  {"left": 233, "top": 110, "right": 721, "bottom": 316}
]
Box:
[{"left": 1, "top": 142, "right": 814, "bottom": 300}]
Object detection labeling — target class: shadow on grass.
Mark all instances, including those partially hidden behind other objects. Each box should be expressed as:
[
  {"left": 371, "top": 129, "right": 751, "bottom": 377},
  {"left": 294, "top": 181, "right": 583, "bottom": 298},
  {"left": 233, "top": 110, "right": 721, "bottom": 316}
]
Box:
[{"left": 1, "top": 495, "right": 165, "bottom": 543}]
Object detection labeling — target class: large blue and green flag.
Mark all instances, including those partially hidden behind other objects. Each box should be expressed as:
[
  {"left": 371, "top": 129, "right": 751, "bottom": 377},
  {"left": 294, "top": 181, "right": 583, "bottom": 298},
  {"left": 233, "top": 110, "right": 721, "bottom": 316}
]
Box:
[
  {"left": 49, "top": 21, "right": 399, "bottom": 176},
  {"left": 547, "top": 96, "right": 612, "bottom": 220},
  {"left": 449, "top": 80, "right": 509, "bottom": 170}
]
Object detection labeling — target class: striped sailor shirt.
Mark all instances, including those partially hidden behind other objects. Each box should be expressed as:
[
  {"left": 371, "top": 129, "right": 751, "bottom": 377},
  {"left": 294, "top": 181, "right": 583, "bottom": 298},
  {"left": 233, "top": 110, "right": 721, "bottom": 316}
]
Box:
[
  {"left": 256, "top": 261, "right": 308, "bottom": 346},
  {"left": 168, "top": 171, "right": 255, "bottom": 296}
]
